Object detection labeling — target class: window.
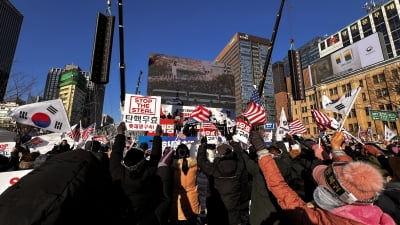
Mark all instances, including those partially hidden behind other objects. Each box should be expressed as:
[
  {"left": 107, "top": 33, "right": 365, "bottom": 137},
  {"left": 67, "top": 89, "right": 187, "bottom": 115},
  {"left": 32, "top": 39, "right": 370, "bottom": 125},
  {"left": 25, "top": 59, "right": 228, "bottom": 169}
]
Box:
[
  {"left": 365, "top": 107, "right": 370, "bottom": 116},
  {"left": 392, "top": 69, "right": 399, "bottom": 79},
  {"left": 373, "top": 75, "right": 379, "bottom": 83},
  {"left": 378, "top": 73, "right": 386, "bottom": 82},
  {"left": 386, "top": 104, "right": 393, "bottom": 111},
  {"left": 379, "top": 104, "right": 385, "bottom": 110},
  {"left": 359, "top": 79, "right": 364, "bottom": 87},
  {"left": 362, "top": 93, "right": 367, "bottom": 101},
  {"left": 376, "top": 89, "right": 382, "bottom": 98},
  {"left": 333, "top": 87, "right": 338, "bottom": 95}
]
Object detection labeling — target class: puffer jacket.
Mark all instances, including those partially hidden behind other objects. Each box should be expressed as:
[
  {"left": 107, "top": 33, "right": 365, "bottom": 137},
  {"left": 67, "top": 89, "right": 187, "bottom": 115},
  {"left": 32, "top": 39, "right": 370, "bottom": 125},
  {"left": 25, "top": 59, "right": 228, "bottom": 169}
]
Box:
[
  {"left": 197, "top": 142, "right": 245, "bottom": 225},
  {"left": 170, "top": 157, "right": 200, "bottom": 220},
  {"left": 258, "top": 155, "right": 366, "bottom": 225},
  {"left": 109, "top": 134, "right": 171, "bottom": 225}
]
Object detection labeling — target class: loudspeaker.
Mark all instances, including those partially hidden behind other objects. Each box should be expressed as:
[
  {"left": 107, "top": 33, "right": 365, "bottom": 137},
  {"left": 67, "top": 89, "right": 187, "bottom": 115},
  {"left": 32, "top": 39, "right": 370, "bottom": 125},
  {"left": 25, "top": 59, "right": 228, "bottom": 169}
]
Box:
[
  {"left": 288, "top": 50, "right": 305, "bottom": 100},
  {"left": 90, "top": 13, "right": 115, "bottom": 84}
]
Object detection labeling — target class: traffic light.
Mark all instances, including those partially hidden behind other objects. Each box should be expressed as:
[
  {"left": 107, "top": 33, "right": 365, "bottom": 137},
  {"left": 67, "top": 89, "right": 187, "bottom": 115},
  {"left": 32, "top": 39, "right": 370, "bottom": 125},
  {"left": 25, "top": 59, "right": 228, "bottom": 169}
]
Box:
[
  {"left": 288, "top": 50, "right": 305, "bottom": 100},
  {"left": 90, "top": 13, "right": 115, "bottom": 84}
]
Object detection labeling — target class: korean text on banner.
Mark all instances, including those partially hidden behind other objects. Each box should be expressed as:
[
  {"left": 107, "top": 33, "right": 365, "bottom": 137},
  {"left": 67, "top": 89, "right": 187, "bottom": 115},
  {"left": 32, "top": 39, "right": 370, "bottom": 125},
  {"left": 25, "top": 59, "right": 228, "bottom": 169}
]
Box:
[{"left": 124, "top": 94, "right": 161, "bottom": 131}]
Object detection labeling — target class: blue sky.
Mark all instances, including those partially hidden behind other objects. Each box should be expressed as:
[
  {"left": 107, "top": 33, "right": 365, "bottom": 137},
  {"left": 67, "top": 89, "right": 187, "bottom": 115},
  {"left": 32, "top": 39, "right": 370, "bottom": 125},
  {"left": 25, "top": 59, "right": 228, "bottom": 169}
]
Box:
[{"left": 9, "top": 0, "right": 370, "bottom": 122}]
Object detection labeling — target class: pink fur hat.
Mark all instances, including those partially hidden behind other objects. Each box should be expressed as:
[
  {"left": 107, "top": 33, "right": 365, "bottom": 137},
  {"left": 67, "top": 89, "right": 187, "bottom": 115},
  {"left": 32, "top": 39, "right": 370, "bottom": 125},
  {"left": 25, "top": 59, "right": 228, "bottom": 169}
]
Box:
[{"left": 313, "top": 161, "right": 384, "bottom": 201}]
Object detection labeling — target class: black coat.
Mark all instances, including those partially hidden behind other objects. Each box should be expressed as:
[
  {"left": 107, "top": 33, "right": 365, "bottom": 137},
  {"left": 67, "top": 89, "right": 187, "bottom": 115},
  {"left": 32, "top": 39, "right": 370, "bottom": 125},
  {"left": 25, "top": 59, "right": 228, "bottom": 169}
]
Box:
[
  {"left": 197, "top": 142, "right": 246, "bottom": 225},
  {"left": 375, "top": 181, "right": 400, "bottom": 225},
  {"left": 109, "top": 134, "right": 171, "bottom": 225},
  {"left": 0, "top": 150, "right": 114, "bottom": 225},
  {"left": 241, "top": 150, "right": 292, "bottom": 225}
]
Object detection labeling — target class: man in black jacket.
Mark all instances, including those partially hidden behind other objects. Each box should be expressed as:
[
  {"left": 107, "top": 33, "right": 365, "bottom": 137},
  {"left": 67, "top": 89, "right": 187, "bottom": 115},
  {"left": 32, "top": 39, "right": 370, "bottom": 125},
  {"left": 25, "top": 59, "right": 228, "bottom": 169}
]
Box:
[{"left": 109, "top": 122, "right": 172, "bottom": 225}]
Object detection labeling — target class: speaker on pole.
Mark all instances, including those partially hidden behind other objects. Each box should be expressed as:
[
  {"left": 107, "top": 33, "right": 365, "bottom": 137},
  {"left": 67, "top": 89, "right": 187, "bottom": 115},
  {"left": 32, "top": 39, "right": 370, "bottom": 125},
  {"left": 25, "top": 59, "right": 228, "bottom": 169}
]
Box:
[
  {"left": 90, "top": 13, "right": 115, "bottom": 84},
  {"left": 288, "top": 50, "right": 305, "bottom": 101}
]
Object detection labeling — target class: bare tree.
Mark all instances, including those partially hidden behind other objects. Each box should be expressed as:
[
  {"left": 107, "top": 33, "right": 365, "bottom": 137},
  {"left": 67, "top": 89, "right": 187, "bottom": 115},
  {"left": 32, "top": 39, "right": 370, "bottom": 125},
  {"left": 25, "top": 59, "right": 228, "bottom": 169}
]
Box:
[{"left": 4, "top": 72, "right": 37, "bottom": 104}]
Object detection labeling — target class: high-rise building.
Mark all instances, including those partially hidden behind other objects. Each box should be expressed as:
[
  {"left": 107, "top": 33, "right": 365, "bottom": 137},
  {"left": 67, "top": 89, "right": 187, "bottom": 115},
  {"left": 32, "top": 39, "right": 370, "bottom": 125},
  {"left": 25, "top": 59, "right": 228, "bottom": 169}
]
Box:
[
  {"left": 215, "top": 32, "right": 276, "bottom": 122},
  {"left": 44, "top": 64, "right": 104, "bottom": 127},
  {"left": 0, "top": 0, "right": 23, "bottom": 101},
  {"left": 43, "top": 64, "right": 84, "bottom": 101},
  {"left": 58, "top": 70, "right": 88, "bottom": 125}
]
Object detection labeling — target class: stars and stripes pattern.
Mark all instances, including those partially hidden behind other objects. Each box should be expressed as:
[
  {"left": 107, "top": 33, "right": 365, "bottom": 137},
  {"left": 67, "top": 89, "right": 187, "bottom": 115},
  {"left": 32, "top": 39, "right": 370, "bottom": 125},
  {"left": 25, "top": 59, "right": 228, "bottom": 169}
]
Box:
[
  {"left": 311, "top": 109, "right": 331, "bottom": 131},
  {"left": 67, "top": 122, "right": 81, "bottom": 142},
  {"left": 203, "top": 121, "right": 218, "bottom": 130},
  {"left": 190, "top": 104, "right": 211, "bottom": 122},
  {"left": 288, "top": 119, "right": 307, "bottom": 135},
  {"left": 242, "top": 87, "right": 267, "bottom": 125},
  {"left": 81, "top": 123, "right": 95, "bottom": 141}
]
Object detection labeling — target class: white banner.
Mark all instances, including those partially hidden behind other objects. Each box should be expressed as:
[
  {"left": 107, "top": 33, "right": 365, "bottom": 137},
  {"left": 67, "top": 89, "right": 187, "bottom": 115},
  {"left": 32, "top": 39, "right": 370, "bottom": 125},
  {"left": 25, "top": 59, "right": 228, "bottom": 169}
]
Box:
[{"left": 0, "top": 169, "right": 32, "bottom": 195}]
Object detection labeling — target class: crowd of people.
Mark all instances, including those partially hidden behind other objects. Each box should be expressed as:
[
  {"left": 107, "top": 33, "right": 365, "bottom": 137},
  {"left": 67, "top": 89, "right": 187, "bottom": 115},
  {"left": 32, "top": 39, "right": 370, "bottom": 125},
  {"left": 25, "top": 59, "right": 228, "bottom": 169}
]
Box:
[{"left": 0, "top": 122, "right": 399, "bottom": 225}]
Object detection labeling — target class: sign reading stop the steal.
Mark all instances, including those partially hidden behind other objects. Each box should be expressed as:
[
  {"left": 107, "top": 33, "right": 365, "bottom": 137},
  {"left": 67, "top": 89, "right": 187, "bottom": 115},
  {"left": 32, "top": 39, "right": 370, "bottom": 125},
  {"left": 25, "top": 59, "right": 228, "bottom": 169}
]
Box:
[
  {"left": 0, "top": 170, "right": 32, "bottom": 195},
  {"left": 124, "top": 94, "right": 161, "bottom": 131}
]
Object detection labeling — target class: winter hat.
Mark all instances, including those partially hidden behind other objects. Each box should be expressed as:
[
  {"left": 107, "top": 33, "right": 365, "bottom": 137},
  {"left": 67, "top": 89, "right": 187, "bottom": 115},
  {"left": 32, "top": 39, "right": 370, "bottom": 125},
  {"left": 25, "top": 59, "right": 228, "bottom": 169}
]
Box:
[
  {"left": 123, "top": 147, "right": 145, "bottom": 167},
  {"left": 139, "top": 142, "right": 149, "bottom": 151},
  {"left": 312, "top": 161, "right": 384, "bottom": 203}
]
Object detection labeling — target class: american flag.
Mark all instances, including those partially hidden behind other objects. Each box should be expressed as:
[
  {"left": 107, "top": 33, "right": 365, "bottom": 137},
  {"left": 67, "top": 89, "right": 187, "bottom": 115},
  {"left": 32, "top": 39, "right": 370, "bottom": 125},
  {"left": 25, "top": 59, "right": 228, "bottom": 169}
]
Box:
[
  {"left": 190, "top": 104, "right": 211, "bottom": 122},
  {"left": 242, "top": 87, "right": 267, "bottom": 125},
  {"left": 311, "top": 109, "right": 331, "bottom": 131},
  {"left": 81, "top": 123, "right": 95, "bottom": 141},
  {"left": 203, "top": 121, "right": 217, "bottom": 130},
  {"left": 67, "top": 122, "right": 81, "bottom": 142},
  {"left": 288, "top": 119, "right": 307, "bottom": 135}
]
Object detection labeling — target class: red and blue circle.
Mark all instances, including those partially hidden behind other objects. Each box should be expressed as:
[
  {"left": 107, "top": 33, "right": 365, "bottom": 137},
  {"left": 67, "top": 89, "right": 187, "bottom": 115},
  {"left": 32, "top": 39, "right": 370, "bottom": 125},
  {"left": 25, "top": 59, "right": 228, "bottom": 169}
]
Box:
[{"left": 31, "top": 113, "right": 51, "bottom": 128}]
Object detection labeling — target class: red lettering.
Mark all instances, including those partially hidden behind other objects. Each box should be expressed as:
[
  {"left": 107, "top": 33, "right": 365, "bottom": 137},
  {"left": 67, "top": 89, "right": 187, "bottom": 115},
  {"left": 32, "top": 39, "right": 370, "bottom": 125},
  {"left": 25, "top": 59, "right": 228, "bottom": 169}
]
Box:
[{"left": 9, "top": 177, "right": 19, "bottom": 185}]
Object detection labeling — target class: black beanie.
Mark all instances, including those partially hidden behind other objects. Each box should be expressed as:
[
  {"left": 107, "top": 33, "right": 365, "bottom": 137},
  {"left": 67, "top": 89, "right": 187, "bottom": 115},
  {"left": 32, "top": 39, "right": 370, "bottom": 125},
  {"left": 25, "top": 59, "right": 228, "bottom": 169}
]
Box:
[{"left": 123, "top": 148, "right": 145, "bottom": 167}]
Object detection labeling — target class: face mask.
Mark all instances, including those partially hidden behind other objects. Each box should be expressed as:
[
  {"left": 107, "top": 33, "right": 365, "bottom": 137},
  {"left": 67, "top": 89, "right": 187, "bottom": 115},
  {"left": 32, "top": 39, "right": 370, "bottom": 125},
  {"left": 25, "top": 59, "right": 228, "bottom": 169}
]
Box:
[{"left": 313, "top": 185, "right": 345, "bottom": 211}]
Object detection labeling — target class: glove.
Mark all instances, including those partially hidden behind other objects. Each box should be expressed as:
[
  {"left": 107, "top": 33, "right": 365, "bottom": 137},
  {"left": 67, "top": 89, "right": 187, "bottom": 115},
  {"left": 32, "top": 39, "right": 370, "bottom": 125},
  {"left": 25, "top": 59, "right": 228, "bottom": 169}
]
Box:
[
  {"left": 249, "top": 130, "right": 266, "bottom": 151},
  {"left": 362, "top": 144, "right": 383, "bottom": 157},
  {"left": 117, "top": 122, "right": 126, "bottom": 135},
  {"left": 158, "top": 147, "right": 174, "bottom": 167},
  {"left": 330, "top": 131, "right": 344, "bottom": 150},
  {"left": 155, "top": 125, "right": 163, "bottom": 136}
]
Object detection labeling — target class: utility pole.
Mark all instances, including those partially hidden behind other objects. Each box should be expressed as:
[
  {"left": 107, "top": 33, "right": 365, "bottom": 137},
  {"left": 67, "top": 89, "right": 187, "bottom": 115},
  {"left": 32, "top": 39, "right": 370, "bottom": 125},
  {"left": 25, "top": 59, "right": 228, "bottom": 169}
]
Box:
[
  {"left": 118, "top": 0, "right": 126, "bottom": 107},
  {"left": 258, "top": 0, "right": 286, "bottom": 97}
]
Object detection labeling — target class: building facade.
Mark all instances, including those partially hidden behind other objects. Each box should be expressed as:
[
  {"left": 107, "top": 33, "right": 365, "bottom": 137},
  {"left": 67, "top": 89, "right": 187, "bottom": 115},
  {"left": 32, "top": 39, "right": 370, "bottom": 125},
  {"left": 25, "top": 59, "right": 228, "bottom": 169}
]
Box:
[
  {"left": 319, "top": 0, "right": 400, "bottom": 59},
  {"left": 44, "top": 64, "right": 104, "bottom": 128},
  {"left": 292, "top": 57, "right": 400, "bottom": 139},
  {"left": 0, "top": 0, "right": 23, "bottom": 101},
  {"left": 215, "top": 32, "right": 276, "bottom": 122}
]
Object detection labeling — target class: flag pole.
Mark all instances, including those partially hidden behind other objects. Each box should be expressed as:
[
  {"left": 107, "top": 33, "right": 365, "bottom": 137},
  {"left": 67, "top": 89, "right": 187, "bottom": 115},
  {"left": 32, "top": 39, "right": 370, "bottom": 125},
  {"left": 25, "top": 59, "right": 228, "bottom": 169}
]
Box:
[{"left": 338, "top": 87, "right": 361, "bottom": 131}]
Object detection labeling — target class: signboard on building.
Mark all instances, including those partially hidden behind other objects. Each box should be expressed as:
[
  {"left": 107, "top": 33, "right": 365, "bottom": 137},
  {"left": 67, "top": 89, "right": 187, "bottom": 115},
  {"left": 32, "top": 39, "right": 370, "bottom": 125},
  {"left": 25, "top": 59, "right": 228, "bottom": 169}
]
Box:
[
  {"left": 330, "top": 33, "right": 386, "bottom": 75},
  {"left": 370, "top": 110, "right": 397, "bottom": 122}
]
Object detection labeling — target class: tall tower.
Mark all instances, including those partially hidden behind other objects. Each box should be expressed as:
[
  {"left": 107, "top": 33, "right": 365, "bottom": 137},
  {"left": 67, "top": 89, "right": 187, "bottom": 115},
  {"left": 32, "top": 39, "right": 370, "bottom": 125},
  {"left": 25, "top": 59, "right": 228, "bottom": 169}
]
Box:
[
  {"left": 43, "top": 64, "right": 104, "bottom": 127},
  {"left": 215, "top": 32, "right": 276, "bottom": 122},
  {"left": 0, "top": 0, "right": 23, "bottom": 101}
]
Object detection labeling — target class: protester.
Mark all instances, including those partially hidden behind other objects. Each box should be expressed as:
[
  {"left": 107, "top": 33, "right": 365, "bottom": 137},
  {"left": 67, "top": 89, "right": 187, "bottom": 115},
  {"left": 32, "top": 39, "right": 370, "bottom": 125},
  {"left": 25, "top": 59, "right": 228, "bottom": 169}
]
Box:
[
  {"left": 250, "top": 130, "right": 396, "bottom": 225},
  {"left": 240, "top": 143, "right": 292, "bottom": 225},
  {"left": 197, "top": 141, "right": 246, "bottom": 225},
  {"left": 169, "top": 143, "right": 200, "bottom": 225},
  {"left": 0, "top": 148, "right": 114, "bottom": 225},
  {"left": 375, "top": 156, "right": 400, "bottom": 224},
  {"left": 109, "top": 122, "right": 172, "bottom": 225}
]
